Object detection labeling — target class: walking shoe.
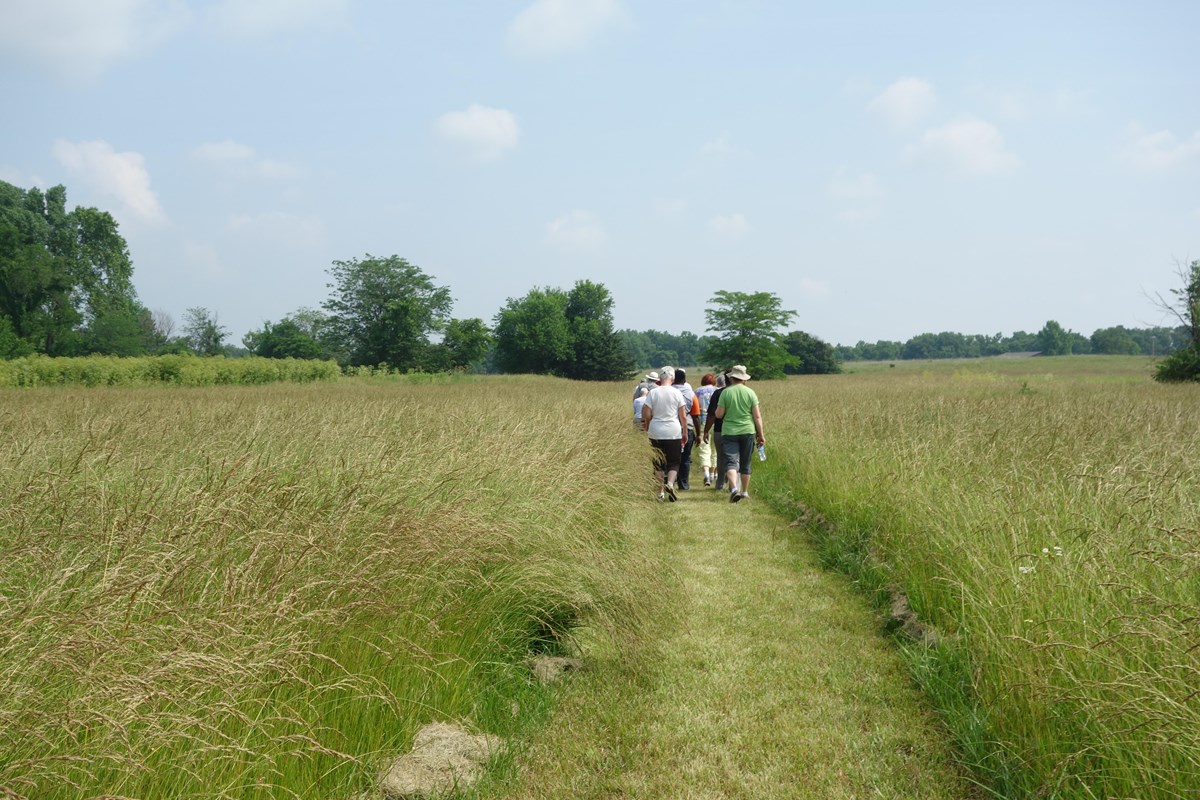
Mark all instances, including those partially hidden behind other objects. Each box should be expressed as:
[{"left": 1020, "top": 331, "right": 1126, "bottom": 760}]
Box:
[
  {"left": 657, "top": 491, "right": 666, "bottom": 501},
  {"left": 665, "top": 483, "right": 677, "bottom": 502},
  {"left": 730, "top": 488, "right": 742, "bottom": 503},
  {"left": 703, "top": 478, "right": 712, "bottom": 487}
]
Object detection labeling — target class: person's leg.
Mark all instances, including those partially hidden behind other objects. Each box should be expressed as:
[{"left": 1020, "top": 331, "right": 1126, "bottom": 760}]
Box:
[
  {"left": 663, "top": 439, "right": 683, "bottom": 500},
  {"left": 736, "top": 435, "right": 755, "bottom": 497},
  {"left": 722, "top": 435, "right": 743, "bottom": 500},
  {"left": 650, "top": 440, "right": 667, "bottom": 499},
  {"left": 713, "top": 430, "right": 726, "bottom": 489},
  {"left": 678, "top": 434, "right": 694, "bottom": 489},
  {"left": 697, "top": 431, "right": 713, "bottom": 484}
]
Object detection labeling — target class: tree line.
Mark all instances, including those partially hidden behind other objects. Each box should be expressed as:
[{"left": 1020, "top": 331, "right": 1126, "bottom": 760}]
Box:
[
  {"left": 4, "top": 180, "right": 1196, "bottom": 382},
  {"left": 837, "top": 322, "right": 1189, "bottom": 362}
]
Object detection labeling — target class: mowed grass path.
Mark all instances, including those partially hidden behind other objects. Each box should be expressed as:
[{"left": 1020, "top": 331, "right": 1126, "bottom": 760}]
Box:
[{"left": 483, "top": 481, "right": 977, "bottom": 799}]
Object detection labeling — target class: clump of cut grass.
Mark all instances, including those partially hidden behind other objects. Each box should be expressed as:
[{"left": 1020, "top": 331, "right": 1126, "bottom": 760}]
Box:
[
  {"left": 754, "top": 357, "right": 1200, "bottom": 798},
  {"left": 0, "top": 377, "right": 658, "bottom": 799}
]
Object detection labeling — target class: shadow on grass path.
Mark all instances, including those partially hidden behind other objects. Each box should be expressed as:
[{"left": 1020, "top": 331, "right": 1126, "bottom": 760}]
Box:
[{"left": 483, "top": 485, "right": 979, "bottom": 799}]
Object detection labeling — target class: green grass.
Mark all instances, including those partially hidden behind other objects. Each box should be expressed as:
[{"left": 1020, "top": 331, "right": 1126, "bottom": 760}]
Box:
[
  {"left": 753, "top": 355, "right": 1200, "bottom": 798},
  {"left": 0, "top": 377, "right": 658, "bottom": 798},
  {"left": 478, "top": 480, "right": 976, "bottom": 800}
]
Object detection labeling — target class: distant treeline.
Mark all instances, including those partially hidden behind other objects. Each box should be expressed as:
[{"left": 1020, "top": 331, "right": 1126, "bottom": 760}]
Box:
[{"left": 834, "top": 324, "right": 1187, "bottom": 362}]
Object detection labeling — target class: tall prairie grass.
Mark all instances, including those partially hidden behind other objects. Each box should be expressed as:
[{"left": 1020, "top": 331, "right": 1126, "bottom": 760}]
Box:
[
  {"left": 0, "top": 377, "right": 654, "bottom": 798},
  {"left": 755, "top": 357, "right": 1200, "bottom": 798}
]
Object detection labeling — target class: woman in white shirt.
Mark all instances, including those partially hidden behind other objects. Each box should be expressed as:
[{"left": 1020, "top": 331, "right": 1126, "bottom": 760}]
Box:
[{"left": 640, "top": 365, "right": 689, "bottom": 501}]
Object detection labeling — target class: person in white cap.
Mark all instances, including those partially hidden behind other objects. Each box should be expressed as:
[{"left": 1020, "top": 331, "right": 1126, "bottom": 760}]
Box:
[
  {"left": 641, "top": 365, "right": 688, "bottom": 501},
  {"left": 633, "top": 371, "right": 658, "bottom": 400},
  {"left": 714, "top": 364, "right": 764, "bottom": 503}
]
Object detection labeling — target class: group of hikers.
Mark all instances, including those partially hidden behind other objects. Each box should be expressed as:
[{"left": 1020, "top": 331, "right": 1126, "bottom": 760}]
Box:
[{"left": 632, "top": 364, "right": 765, "bottom": 503}]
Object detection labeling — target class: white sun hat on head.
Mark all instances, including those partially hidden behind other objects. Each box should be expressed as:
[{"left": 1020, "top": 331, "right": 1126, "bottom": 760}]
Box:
[
  {"left": 729, "top": 364, "right": 751, "bottom": 380},
  {"left": 646, "top": 371, "right": 659, "bottom": 381}
]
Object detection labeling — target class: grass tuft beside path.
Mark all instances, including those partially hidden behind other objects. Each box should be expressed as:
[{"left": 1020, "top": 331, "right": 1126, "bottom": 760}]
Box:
[{"left": 481, "top": 483, "right": 978, "bottom": 799}]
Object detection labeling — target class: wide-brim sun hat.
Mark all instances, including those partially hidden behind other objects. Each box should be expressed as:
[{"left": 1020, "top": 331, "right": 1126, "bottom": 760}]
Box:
[
  {"left": 646, "top": 371, "right": 659, "bottom": 381},
  {"left": 729, "top": 364, "right": 751, "bottom": 381}
]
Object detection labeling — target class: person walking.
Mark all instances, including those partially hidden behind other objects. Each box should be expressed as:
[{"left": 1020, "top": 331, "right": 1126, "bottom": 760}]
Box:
[
  {"left": 641, "top": 365, "right": 688, "bottom": 501},
  {"left": 702, "top": 372, "right": 729, "bottom": 490},
  {"left": 714, "top": 364, "right": 764, "bottom": 503},
  {"left": 694, "top": 373, "right": 717, "bottom": 486},
  {"left": 632, "top": 386, "right": 649, "bottom": 429},
  {"left": 672, "top": 368, "right": 702, "bottom": 490},
  {"left": 633, "top": 371, "right": 658, "bottom": 400}
]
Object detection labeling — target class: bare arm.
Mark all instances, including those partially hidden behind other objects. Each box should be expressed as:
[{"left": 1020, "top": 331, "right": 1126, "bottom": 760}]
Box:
[
  {"left": 641, "top": 402, "right": 652, "bottom": 433},
  {"left": 677, "top": 405, "right": 688, "bottom": 445},
  {"left": 752, "top": 404, "right": 765, "bottom": 446}
]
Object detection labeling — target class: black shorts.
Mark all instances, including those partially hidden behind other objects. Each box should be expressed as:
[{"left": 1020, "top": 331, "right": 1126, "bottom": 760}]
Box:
[{"left": 650, "top": 438, "right": 683, "bottom": 472}]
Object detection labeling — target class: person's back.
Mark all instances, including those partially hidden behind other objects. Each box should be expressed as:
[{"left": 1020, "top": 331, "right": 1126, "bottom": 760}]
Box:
[{"left": 719, "top": 383, "right": 758, "bottom": 436}]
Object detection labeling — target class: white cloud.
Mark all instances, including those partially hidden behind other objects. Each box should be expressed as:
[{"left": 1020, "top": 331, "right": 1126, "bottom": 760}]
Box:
[
  {"left": 227, "top": 211, "right": 326, "bottom": 248},
  {"left": 545, "top": 210, "right": 608, "bottom": 252},
  {"left": 52, "top": 139, "right": 167, "bottom": 224},
  {"left": 868, "top": 77, "right": 937, "bottom": 130},
  {"left": 206, "top": 0, "right": 348, "bottom": 39},
  {"left": 507, "top": 0, "right": 628, "bottom": 57},
  {"left": 1126, "top": 128, "right": 1200, "bottom": 172},
  {"left": 433, "top": 105, "right": 520, "bottom": 162},
  {"left": 907, "top": 118, "right": 1021, "bottom": 176},
  {"left": 707, "top": 213, "right": 749, "bottom": 238},
  {"left": 192, "top": 139, "right": 303, "bottom": 179},
  {"left": 0, "top": 0, "right": 189, "bottom": 83}
]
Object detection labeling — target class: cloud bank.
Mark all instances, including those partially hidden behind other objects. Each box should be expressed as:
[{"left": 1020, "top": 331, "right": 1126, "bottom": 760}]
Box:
[{"left": 52, "top": 139, "right": 167, "bottom": 224}]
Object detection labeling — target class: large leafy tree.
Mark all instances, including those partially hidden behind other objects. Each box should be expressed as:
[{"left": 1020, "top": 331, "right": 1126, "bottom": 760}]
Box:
[
  {"left": 493, "top": 281, "right": 633, "bottom": 380},
  {"left": 782, "top": 330, "right": 841, "bottom": 374},
  {"left": 322, "top": 255, "right": 452, "bottom": 369},
  {"left": 493, "top": 287, "right": 573, "bottom": 374},
  {"left": 0, "top": 180, "right": 147, "bottom": 356},
  {"left": 1036, "top": 320, "right": 1075, "bottom": 356},
  {"left": 563, "top": 280, "right": 634, "bottom": 380},
  {"left": 702, "top": 290, "right": 797, "bottom": 379}
]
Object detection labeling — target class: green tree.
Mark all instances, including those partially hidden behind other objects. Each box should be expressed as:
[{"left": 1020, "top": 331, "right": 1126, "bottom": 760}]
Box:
[
  {"left": 442, "top": 317, "right": 492, "bottom": 370},
  {"left": 0, "top": 180, "right": 142, "bottom": 356},
  {"left": 182, "top": 307, "right": 229, "bottom": 356},
  {"left": 493, "top": 287, "right": 573, "bottom": 374},
  {"left": 1154, "top": 260, "right": 1200, "bottom": 382},
  {"left": 782, "top": 330, "right": 841, "bottom": 374},
  {"left": 243, "top": 318, "right": 324, "bottom": 359},
  {"left": 1036, "top": 320, "right": 1074, "bottom": 355},
  {"left": 563, "top": 280, "right": 634, "bottom": 380},
  {"left": 702, "top": 291, "right": 797, "bottom": 378},
  {"left": 322, "top": 255, "right": 452, "bottom": 369}
]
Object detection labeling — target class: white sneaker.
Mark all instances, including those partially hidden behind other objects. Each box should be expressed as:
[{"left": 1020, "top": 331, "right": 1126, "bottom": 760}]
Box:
[{"left": 657, "top": 491, "right": 666, "bottom": 501}]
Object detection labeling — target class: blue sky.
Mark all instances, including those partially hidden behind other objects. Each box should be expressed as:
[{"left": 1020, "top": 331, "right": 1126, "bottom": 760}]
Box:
[{"left": 2, "top": 0, "right": 1198, "bottom": 346}]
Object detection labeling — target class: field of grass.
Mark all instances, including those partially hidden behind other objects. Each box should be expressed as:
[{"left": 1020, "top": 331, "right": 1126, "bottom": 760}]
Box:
[
  {"left": 754, "top": 356, "right": 1200, "bottom": 798},
  {"left": 4, "top": 356, "right": 1196, "bottom": 799},
  {"left": 0, "top": 377, "right": 657, "bottom": 798}
]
